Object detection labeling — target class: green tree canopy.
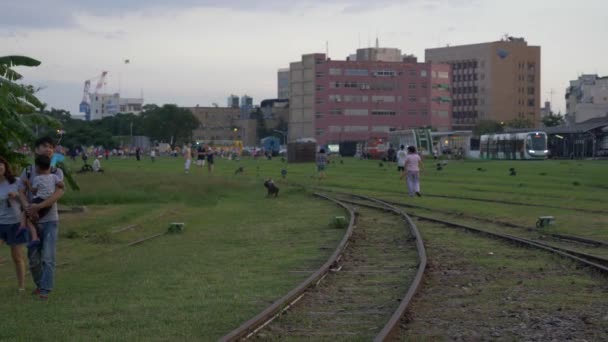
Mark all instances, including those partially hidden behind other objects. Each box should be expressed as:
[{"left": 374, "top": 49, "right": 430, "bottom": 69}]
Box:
[
  {"left": 541, "top": 112, "right": 565, "bottom": 127},
  {"left": 141, "top": 104, "right": 199, "bottom": 146},
  {"left": 506, "top": 117, "right": 535, "bottom": 129},
  {"left": 0, "top": 55, "right": 59, "bottom": 166},
  {"left": 473, "top": 120, "right": 504, "bottom": 136}
]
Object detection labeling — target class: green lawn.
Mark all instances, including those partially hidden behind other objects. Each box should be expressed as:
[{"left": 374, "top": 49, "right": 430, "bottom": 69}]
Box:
[{"left": 0, "top": 155, "right": 606, "bottom": 339}]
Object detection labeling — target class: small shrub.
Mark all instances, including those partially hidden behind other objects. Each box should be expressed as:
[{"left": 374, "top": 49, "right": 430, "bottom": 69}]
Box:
[{"left": 330, "top": 216, "right": 348, "bottom": 229}]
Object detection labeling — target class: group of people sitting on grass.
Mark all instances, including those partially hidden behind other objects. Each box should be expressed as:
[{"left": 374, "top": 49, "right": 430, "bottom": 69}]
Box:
[{"left": 0, "top": 136, "right": 64, "bottom": 300}]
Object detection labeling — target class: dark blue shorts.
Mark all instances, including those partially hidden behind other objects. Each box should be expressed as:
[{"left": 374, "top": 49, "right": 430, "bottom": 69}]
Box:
[{"left": 0, "top": 223, "right": 26, "bottom": 246}]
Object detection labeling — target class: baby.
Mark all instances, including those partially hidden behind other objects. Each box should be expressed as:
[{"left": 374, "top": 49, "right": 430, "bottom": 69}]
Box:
[{"left": 18, "top": 155, "right": 64, "bottom": 247}]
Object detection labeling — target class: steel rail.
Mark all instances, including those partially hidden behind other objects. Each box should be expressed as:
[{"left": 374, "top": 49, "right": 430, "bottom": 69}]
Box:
[{"left": 219, "top": 193, "right": 356, "bottom": 341}]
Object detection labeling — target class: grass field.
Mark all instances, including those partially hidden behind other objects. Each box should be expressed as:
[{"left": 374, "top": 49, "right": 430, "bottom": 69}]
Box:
[{"left": 0, "top": 155, "right": 606, "bottom": 340}]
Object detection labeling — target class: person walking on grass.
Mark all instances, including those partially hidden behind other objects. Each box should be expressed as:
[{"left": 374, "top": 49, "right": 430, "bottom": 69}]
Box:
[
  {"left": 0, "top": 156, "right": 28, "bottom": 294},
  {"left": 206, "top": 147, "right": 215, "bottom": 173},
  {"left": 404, "top": 145, "right": 424, "bottom": 197},
  {"left": 316, "top": 148, "right": 327, "bottom": 180},
  {"left": 19, "top": 136, "right": 66, "bottom": 300},
  {"left": 184, "top": 143, "right": 192, "bottom": 174},
  {"left": 397, "top": 144, "right": 407, "bottom": 180},
  {"left": 196, "top": 144, "right": 206, "bottom": 168}
]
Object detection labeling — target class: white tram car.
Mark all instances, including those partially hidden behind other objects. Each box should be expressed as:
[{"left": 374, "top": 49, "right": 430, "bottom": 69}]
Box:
[{"left": 480, "top": 131, "right": 548, "bottom": 160}]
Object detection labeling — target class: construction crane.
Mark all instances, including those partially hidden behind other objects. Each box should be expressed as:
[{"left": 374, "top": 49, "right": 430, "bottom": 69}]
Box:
[{"left": 79, "top": 71, "right": 108, "bottom": 120}]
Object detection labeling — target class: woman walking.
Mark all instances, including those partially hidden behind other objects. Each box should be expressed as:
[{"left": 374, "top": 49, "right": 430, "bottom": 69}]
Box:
[
  {"left": 0, "top": 156, "right": 27, "bottom": 292},
  {"left": 404, "top": 146, "right": 424, "bottom": 197}
]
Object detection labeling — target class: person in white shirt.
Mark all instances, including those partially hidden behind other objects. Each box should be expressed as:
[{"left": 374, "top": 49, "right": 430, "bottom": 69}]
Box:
[
  {"left": 184, "top": 144, "right": 192, "bottom": 174},
  {"left": 396, "top": 144, "right": 408, "bottom": 180},
  {"left": 92, "top": 155, "right": 103, "bottom": 172}
]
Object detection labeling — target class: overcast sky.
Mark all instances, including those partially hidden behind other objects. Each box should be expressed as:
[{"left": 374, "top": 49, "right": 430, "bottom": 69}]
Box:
[{"left": 3, "top": 0, "right": 607, "bottom": 116}]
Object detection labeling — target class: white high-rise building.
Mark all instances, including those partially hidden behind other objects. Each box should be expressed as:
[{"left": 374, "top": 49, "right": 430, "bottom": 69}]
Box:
[
  {"left": 87, "top": 93, "right": 144, "bottom": 121},
  {"left": 565, "top": 74, "right": 608, "bottom": 123}
]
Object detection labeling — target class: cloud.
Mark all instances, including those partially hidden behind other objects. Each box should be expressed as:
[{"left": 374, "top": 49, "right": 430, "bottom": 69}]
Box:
[{"left": 1, "top": 0, "right": 476, "bottom": 29}]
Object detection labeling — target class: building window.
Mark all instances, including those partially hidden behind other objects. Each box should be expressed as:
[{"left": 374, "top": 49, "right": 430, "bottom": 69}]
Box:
[
  {"left": 330, "top": 109, "right": 342, "bottom": 115},
  {"left": 421, "top": 110, "right": 428, "bottom": 116},
  {"left": 409, "top": 69, "right": 417, "bottom": 76},
  {"left": 316, "top": 98, "right": 325, "bottom": 104},
  {"left": 316, "top": 85, "right": 324, "bottom": 91},
  {"left": 316, "top": 72, "right": 324, "bottom": 77},
  {"left": 344, "top": 95, "right": 368, "bottom": 103},
  {"left": 372, "top": 95, "right": 395, "bottom": 103},
  {"left": 330, "top": 82, "right": 341, "bottom": 88},
  {"left": 408, "top": 83, "right": 416, "bottom": 89},
  {"left": 344, "top": 109, "right": 368, "bottom": 116},
  {"left": 409, "top": 96, "right": 417, "bottom": 103},
  {"left": 437, "top": 71, "right": 449, "bottom": 79},
  {"left": 527, "top": 87, "right": 534, "bottom": 95},
  {"left": 343, "top": 125, "right": 369, "bottom": 132},
  {"left": 344, "top": 81, "right": 358, "bottom": 88},
  {"left": 344, "top": 69, "right": 369, "bottom": 76},
  {"left": 527, "top": 75, "right": 535, "bottom": 82},
  {"left": 421, "top": 83, "right": 428, "bottom": 89},
  {"left": 408, "top": 110, "right": 417, "bottom": 115},
  {"left": 329, "top": 68, "right": 342, "bottom": 75},
  {"left": 315, "top": 129, "right": 324, "bottom": 136},
  {"left": 315, "top": 58, "right": 324, "bottom": 64},
  {"left": 527, "top": 99, "right": 535, "bottom": 107},
  {"left": 373, "top": 70, "right": 396, "bottom": 76},
  {"left": 421, "top": 70, "right": 428, "bottom": 77},
  {"left": 315, "top": 112, "right": 323, "bottom": 118},
  {"left": 371, "top": 110, "right": 396, "bottom": 116},
  {"left": 328, "top": 95, "right": 341, "bottom": 102}
]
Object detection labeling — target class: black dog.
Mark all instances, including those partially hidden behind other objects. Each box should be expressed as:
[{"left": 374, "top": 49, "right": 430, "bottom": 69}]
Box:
[
  {"left": 234, "top": 166, "right": 244, "bottom": 175},
  {"left": 264, "top": 179, "right": 279, "bottom": 197}
]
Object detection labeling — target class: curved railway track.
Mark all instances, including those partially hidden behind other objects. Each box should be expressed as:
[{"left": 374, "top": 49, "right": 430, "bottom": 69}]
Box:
[
  {"left": 333, "top": 194, "right": 608, "bottom": 275},
  {"left": 220, "top": 193, "right": 426, "bottom": 341},
  {"left": 422, "top": 193, "right": 608, "bottom": 215},
  {"left": 377, "top": 198, "right": 608, "bottom": 248}
]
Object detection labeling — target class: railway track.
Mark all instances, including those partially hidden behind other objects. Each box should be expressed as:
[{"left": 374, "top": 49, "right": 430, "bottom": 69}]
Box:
[
  {"left": 376, "top": 197, "right": 608, "bottom": 248},
  {"left": 220, "top": 193, "right": 426, "bottom": 341},
  {"left": 422, "top": 193, "right": 608, "bottom": 215},
  {"left": 333, "top": 194, "right": 608, "bottom": 275}
]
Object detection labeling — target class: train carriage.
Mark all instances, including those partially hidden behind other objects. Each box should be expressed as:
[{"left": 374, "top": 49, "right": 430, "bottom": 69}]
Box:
[{"left": 480, "top": 131, "right": 548, "bottom": 160}]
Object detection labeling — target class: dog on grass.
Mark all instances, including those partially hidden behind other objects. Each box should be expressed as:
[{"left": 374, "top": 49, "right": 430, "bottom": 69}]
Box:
[
  {"left": 234, "top": 166, "right": 244, "bottom": 175},
  {"left": 264, "top": 178, "right": 279, "bottom": 197}
]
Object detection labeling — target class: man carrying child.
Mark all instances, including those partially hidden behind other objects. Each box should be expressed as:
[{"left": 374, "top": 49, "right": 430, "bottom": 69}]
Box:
[{"left": 19, "top": 136, "right": 65, "bottom": 300}]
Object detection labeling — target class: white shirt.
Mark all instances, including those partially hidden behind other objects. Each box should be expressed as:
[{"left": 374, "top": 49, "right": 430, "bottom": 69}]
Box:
[{"left": 397, "top": 150, "right": 408, "bottom": 166}]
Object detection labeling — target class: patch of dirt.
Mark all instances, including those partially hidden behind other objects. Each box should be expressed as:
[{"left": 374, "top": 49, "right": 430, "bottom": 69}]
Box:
[{"left": 397, "top": 223, "right": 608, "bottom": 341}]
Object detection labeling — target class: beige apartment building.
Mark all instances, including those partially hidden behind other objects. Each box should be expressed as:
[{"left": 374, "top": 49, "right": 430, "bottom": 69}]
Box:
[{"left": 425, "top": 36, "right": 541, "bottom": 130}]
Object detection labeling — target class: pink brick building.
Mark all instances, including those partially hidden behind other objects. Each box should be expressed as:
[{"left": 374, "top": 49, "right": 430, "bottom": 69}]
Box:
[{"left": 288, "top": 49, "right": 452, "bottom": 146}]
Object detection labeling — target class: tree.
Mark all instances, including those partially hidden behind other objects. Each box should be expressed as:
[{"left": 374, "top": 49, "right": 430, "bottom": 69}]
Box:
[
  {"left": 506, "top": 118, "right": 534, "bottom": 129},
  {"left": 542, "top": 112, "right": 565, "bottom": 127},
  {"left": 0, "top": 55, "right": 59, "bottom": 166},
  {"left": 141, "top": 104, "right": 199, "bottom": 146},
  {"left": 0, "top": 56, "right": 78, "bottom": 189},
  {"left": 251, "top": 108, "right": 268, "bottom": 140},
  {"left": 473, "top": 120, "right": 503, "bottom": 136}
]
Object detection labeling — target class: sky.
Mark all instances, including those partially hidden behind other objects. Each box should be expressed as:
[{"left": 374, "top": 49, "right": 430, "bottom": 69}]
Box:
[{"left": 2, "top": 0, "right": 607, "bottom": 117}]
